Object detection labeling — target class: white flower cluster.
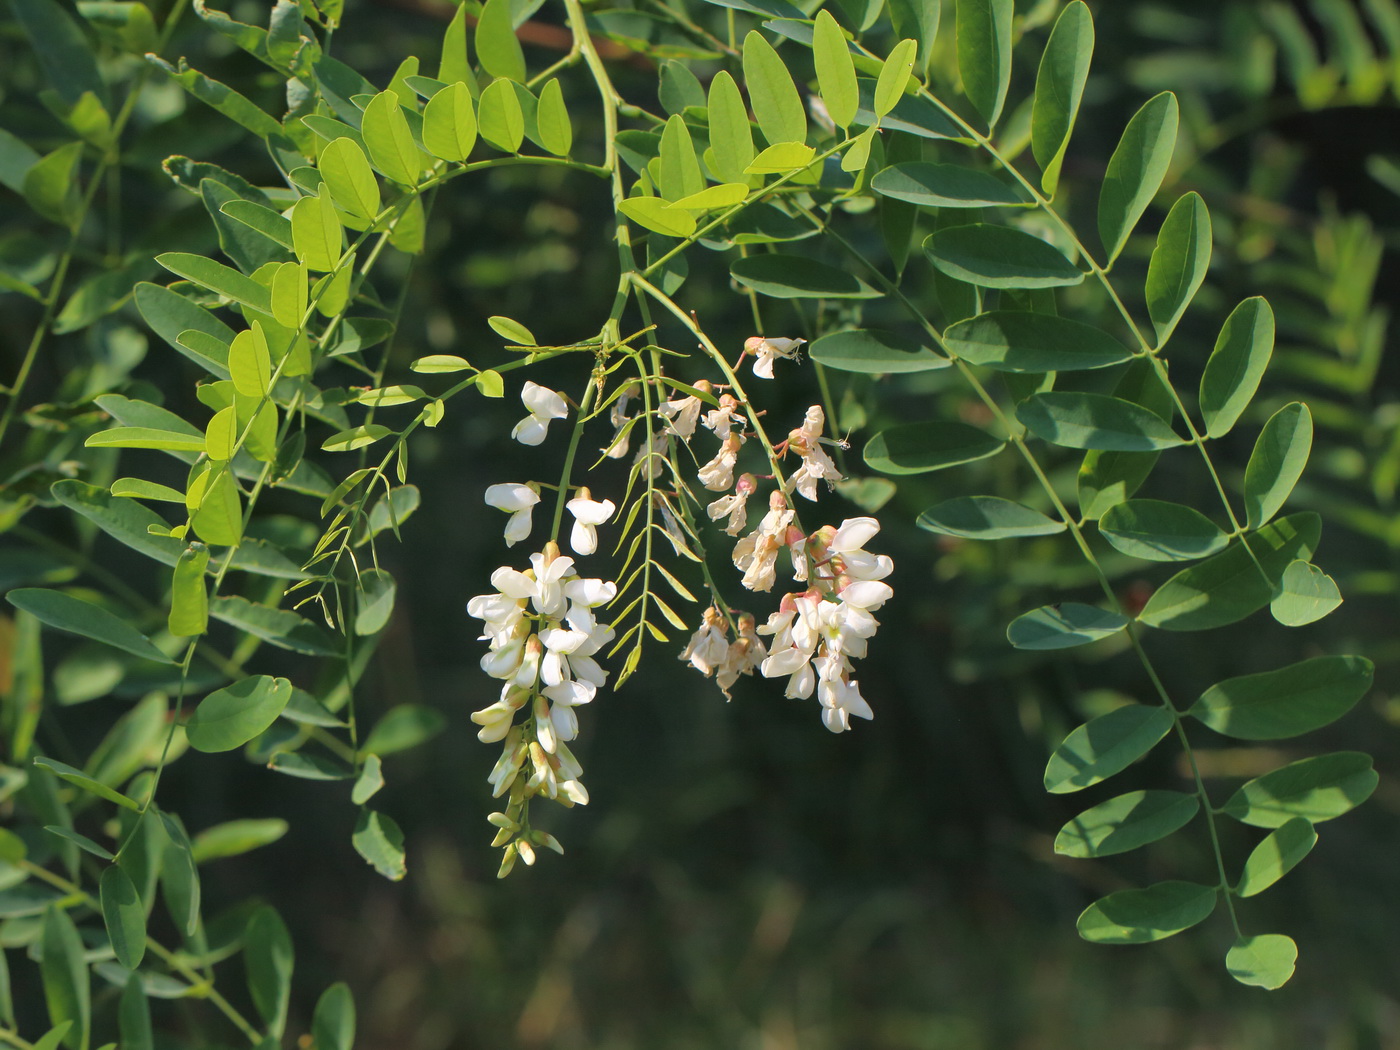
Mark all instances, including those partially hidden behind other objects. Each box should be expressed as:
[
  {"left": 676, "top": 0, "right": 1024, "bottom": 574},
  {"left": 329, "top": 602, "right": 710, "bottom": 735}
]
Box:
[{"left": 466, "top": 542, "right": 617, "bottom": 875}]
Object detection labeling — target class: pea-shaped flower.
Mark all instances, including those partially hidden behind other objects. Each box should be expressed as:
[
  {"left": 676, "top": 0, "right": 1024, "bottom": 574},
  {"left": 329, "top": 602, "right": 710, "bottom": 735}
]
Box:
[
  {"left": 565, "top": 488, "right": 615, "bottom": 556},
  {"left": 484, "top": 482, "right": 540, "bottom": 546},
  {"left": 511, "top": 381, "right": 568, "bottom": 446}
]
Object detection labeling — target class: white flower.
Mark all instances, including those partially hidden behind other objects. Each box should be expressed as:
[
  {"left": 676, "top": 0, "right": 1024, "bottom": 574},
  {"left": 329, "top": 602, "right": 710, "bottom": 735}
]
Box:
[
  {"left": 785, "top": 405, "right": 843, "bottom": 501},
  {"left": 679, "top": 606, "right": 730, "bottom": 676},
  {"left": 470, "top": 700, "right": 516, "bottom": 743},
  {"left": 703, "top": 393, "right": 743, "bottom": 434},
  {"left": 716, "top": 613, "right": 766, "bottom": 699},
  {"left": 818, "top": 675, "right": 873, "bottom": 733},
  {"left": 706, "top": 473, "right": 758, "bottom": 536},
  {"left": 565, "top": 488, "right": 615, "bottom": 556},
  {"left": 511, "top": 381, "right": 568, "bottom": 446},
  {"left": 698, "top": 432, "right": 744, "bottom": 491},
  {"left": 602, "top": 382, "right": 637, "bottom": 459},
  {"left": 745, "top": 335, "right": 805, "bottom": 379},
  {"left": 659, "top": 380, "right": 711, "bottom": 440},
  {"left": 484, "top": 482, "right": 540, "bottom": 547},
  {"left": 733, "top": 491, "right": 794, "bottom": 592}
]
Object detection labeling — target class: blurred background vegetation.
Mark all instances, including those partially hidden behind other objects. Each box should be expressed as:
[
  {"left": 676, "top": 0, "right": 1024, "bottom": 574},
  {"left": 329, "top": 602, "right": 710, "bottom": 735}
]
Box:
[{"left": 3, "top": 0, "right": 1400, "bottom": 1046}]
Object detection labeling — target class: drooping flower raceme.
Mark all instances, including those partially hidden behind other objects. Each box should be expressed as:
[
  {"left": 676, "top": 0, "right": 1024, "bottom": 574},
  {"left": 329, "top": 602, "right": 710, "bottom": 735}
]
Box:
[
  {"left": 467, "top": 542, "right": 617, "bottom": 875},
  {"left": 511, "top": 381, "right": 568, "bottom": 446}
]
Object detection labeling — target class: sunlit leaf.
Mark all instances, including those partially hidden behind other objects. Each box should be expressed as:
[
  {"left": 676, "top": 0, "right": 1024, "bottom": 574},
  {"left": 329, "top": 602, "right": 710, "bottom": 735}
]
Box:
[
  {"left": 864, "top": 421, "right": 1005, "bottom": 474},
  {"left": 1270, "top": 560, "right": 1343, "bottom": 626},
  {"left": 352, "top": 809, "right": 406, "bottom": 880},
  {"left": 1221, "top": 752, "right": 1377, "bottom": 828},
  {"left": 478, "top": 78, "right": 525, "bottom": 152},
  {"left": 742, "top": 31, "right": 806, "bottom": 146},
  {"left": 1188, "top": 655, "right": 1373, "bottom": 740},
  {"left": 1031, "top": 1, "right": 1093, "bottom": 196},
  {"left": 422, "top": 80, "right": 477, "bottom": 162},
  {"left": 924, "top": 225, "right": 1084, "bottom": 288},
  {"left": 474, "top": 0, "right": 525, "bottom": 82},
  {"left": 1055, "top": 790, "right": 1199, "bottom": 858},
  {"left": 1077, "top": 881, "right": 1216, "bottom": 944},
  {"left": 812, "top": 10, "right": 858, "bottom": 129},
  {"left": 1226, "top": 934, "right": 1297, "bottom": 989},
  {"left": 191, "top": 818, "right": 290, "bottom": 863},
  {"left": 1098, "top": 91, "right": 1179, "bottom": 265},
  {"left": 1043, "top": 704, "right": 1173, "bottom": 792},
  {"left": 1243, "top": 402, "right": 1312, "bottom": 530},
  {"left": 1235, "top": 819, "right": 1316, "bottom": 898},
  {"left": 1145, "top": 191, "right": 1210, "bottom": 346},
  {"left": 186, "top": 676, "right": 293, "bottom": 753}
]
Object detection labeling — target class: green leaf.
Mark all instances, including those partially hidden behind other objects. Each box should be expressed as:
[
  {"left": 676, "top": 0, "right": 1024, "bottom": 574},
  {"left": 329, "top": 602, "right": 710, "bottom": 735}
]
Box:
[
  {"left": 270, "top": 261, "right": 307, "bottom": 329},
  {"left": 361, "top": 91, "right": 421, "bottom": 187},
  {"left": 945, "top": 312, "right": 1133, "bottom": 372},
  {"left": 312, "top": 983, "right": 356, "bottom": 1050},
  {"left": 1031, "top": 0, "right": 1093, "bottom": 196},
  {"left": 361, "top": 704, "right": 445, "bottom": 757},
  {"left": 84, "top": 426, "right": 207, "bottom": 453},
  {"left": 658, "top": 115, "right": 704, "bottom": 200},
  {"left": 201, "top": 179, "right": 284, "bottom": 275},
  {"left": 924, "top": 225, "right": 1084, "bottom": 288},
  {"left": 44, "top": 826, "right": 108, "bottom": 861},
  {"left": 151, "top": 57, "right": 287, "bottom": 143},
  {"left": 156, "top": 814, "right": 200, "bottom": 937},
  {"left": 1077, "top": 882, "right": 1216, "bottom": 944},
  {"left": 0, "top": 127, "right": 41, "bottom": 195},
  {"left": 742, "top": 141, "right": 816, "bottom": 175},
  {"left": 354, "top": 568, "right": 396, "bottom": 635},
  {"left": 854, "top": 83, "right": 960, "bottom": 141},
  {"left": 1098, "top": 499, "right": 1228, "bottom": 561},
  {"left": 1043, "top": 704, "right": 1173, "bottom": 793},
  {"left": 118, "top": 975, "right": 152, "bottom": 1050},
  {"left": 51, "top": 480, "right": 185, "bottom": 567},
  {"left": 41, "top": 905, "right": 89, "bottom": 1050},
  {"left": 168, "top": 545, "right": 210, "bottom": 637},
  {"left": 221, "top": 200, "right": 295, "bottom": 252},
  {"left": 291, "top": 190, "right": 343, "bottom": 272},
  {"left": 7, "top": 589, "right": 173, "bottom": 665},
  {"left": 475, "top": 0, "right": 525, "bottom": 82},
  {"left": 318, "top": 137, "right": 381, "bottom": 221},
  {"left": 134, "top": 282, "right": 235, "bottom": 376},
  {"left": 24, "top": 141, "right": 84, "bottom": 228},
  {"left": 1226, "top": 934, "right": 1297, "bottom": 990},
  {"left": 157, "top": 252, "right": 271, "bottom": 314},
  {"left": 1221, "top": 752, "right": 1377, "bottom": 828},
  {"left": 33, "top": 1025, "right": 74, "bottom": 1050},
  {"left": 864, "top": 421, "right": 1005, "bottom": 475},
  {"left": 422, "top": 80, "right": 477, "bottom": 162},
  {"left": 667, "top": 183, "right": 750, "bottom": 210},
  {"left": 956, "top": 0, "right": 1013, "bottom": 128},
  {"left": 535, "top": 78, "right": 572, "bottom": 156},
  {"left": 1188, "top": 655, "right": 1373, "bottom": 741},
  {"left": 871, "top": 162, "right": 1027, "bottom": 208},
  {"left": 1055, "top": 790, "right": 1199, "bottom": 859},
  {"left": 889, "top": 0, "right": 939, "bottom": 76},
  {"left": 1270, "top": 560, "right": 1343, "bottom": 626},
  {"left": 873, "top": 39, "right": 918, "bottom": 118},
  {"left": 438, "top": 1, "right": 469, "bottom": 84},
  {"left": 813, "top": 10, "right": 858, "bottom": 129},
  {"left": 352, "top": 809, "right": 406, "bottom": 881},
  {"left": 13, "top": 0, "right": 107, "bottom": 106},
  {"left": 1018, "top": 392, "right": 1184, "bottom": 450},
  {"left": 1098, "top": 91, "right": 1179, "bottom": 265},
  {"left": 191, "top": 818, "right": 289, "bottom": 864},
  {"left": 245, "top": 906, "right": 293, "bottom": 1037},
  {"left": 729, "top": 254, "right": 880, "bottom": 298},
  {"left": 809, "top": 328, "right": 947, "bottom": 373},
  {"left": 186, "top": 676, "right": 293, "bottom": 753},
  {"left": 619, "top": 196, "right": 696, "bottom": 238},
  {"left": 1007, "top": 603, "right": 1130, "bottom": 651},
  {"left": 742, "top": 31, "right": 806, "bottom": 147},
  {"left": 321, "top": 424, "right": 391, "bottom": 452},
  {"left": 1137, "top": 512, "right": 1320, "bottom": 631},
  {"left": 191, "top": 470, "right": 242, "bottom": 547},
  {"left": 32, "top": 757, "right": 140, "bottom": 811},
  {"left": 209, "top": 596, "right": 338, "bottom": 656},
  {"left": 1235, "top": 819, "right": 1316, "bottom": 898},
  {"left": 478, "top": 78, "right": 524, "bottom": 153},
  {"left": 1145, "top": 192, "right": 1210, "bottom": 346},
  {"left": 917, "top": 496, "right": 1065, "bottom": 539},
  {"left": 100, "top": 865, "right": 145, "bottom": 970},
  {"left": 351, "top": 754, "right": 384, "bottom": 805},
  {"left": 1243, "top": 402, "right": 1312, "bottom": 530},
  {"left": 705, "top": 71, "right": 755, "bottom": 184},
  {"left": 228, "top": 324, "right": 271, "bottom": 397},
  {"left": 411, "top": 354, "right": 473, "bottom": 374}
]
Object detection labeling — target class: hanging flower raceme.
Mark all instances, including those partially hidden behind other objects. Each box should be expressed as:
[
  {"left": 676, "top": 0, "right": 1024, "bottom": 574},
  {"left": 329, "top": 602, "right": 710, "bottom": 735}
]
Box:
[
  {"left": 511, "top": 381, "right": 568, "bottom": 446},
  {"left": 466, "top": 541, "right": 617, "bottom": 875}
]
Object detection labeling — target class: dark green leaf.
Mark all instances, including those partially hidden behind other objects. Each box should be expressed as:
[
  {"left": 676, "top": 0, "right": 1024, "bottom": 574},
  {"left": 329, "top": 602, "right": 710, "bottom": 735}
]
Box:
[
  {"left": 1221, "top": 752, "right": 1377, "bottom": 828},
  {"left": 1199, "top": 298, "right": 1274, "bottom": 438},
  {"left": 1018, "top": 392, "right": 1184, "bottom": 450},
  {"left": 352, "top": 809, "right": 406, "bottom": 881},
  {"left": 186, "top": 676, "right": 293, "bottom": 753},
  {"left": 268, "top": 751, "right": 355, "bottom": 780},
  {"left": 917, "top": 496, "right": 1065, "bottom": 539},
  {"left": 11, "top": 0, "right": 108, "bottom": 107},
  {"left": 118, "top": 976, "right": 152, "bottom": 1050},
  {"left": 191, "top": 819, "right": 289, "bottom": 863},
  {"left": 24, "top": 141, "right": 84, "bottom": 228},
  {"left": 864, "top": 421, "right": 1005, "bottom": 474},
  {"left": 361, "top": 704, "right": 445, "bottom": 756},
  {"left": 156, "top": 814, "right": 200, "bottom": 937},
  {"left": 134, "top": 282, "right": 235, "bottom": 377},
  {"left": 729, "top": 255, "right": 880, "bottom": 298},
  {"left": 1270, "top": 560, "right": 1343, "bottom": 626},
  {"left": 0, "top": 128, "right": 41, "bottom": 195},
  {"left": 1098, "top": 499, "right": 1228, "bottom": 561},
  {"left": 32, "top": 757, "right": 139, "bottom": 811},
  {"left": 945, "top": 312, "right": 1133, "bottom": 372},
  {"left": 99, "top": 866, "right": 145, "bottom": 970},
  {"left": 149, "top": 57, "right": 287, "bottom": 143},
  {"left": 43, "top": 827, "right": 111, "bottom": 861},
  {"left": 742, "top": 30, "right": 806, "bottom": 146},
  {"left": 354, "top": 568, "right": 396, "bottom": 635},
  {"left": 41, "top": 905, "right": 89, "bottom": 1050},
  {"left": 1235, "top": 819, "right": 1316, "bottom": 898},
  {"left": 312, "top": 983, "right": 356, "bottom": 1050},
  {"left": 1007, "top": 603, "right": 1129, "bottom": 650},
  {"left": 7, "top": 589, "right": 173, "bottom": 664},
  {"left": 956, "top": 0, "right": 1013, "bottom": 128},
  {"left": 1031, "top": 0, "right": 1093, "bottom": 196},
  {"left": 245, "top": 906, "right": 293, "bottom": 1037},
  {"left": 1098, "top": 91, "right": 1179, "bottom": 265},
  {"left": 1188, "top": 655, "right": 1373, "bottom": 740},
  {"left": 1043, "top": 704, "right": 1173, "bottom": 793},
  {"left": 209, "top": 596, "right": 338, "bottom": 656},
  {"left": 871, "top": 162, "right": 1028, "bottom": 208},
  {"left": 1077, "top": 881, "right": 1216, "bottom": 944},
  {"left": 924, "top": 225, "right": 1084, "bottom": 289},
  {"left": 1137, "top": 512, "right": 1320, "bottom": 631},
  {"left": 1055, "top": 790, "right": 1199, "bottom": 859},
  {"left": 1145, "top": 191, "right": 1210, "bottom": 346},
  {"left": 1226, "top": 934, "right": 1297, "bottom": 990},
  {"left": 1243, "top": 402, "right": 1311, "bottom": 530},
  {"left": 201, "top": 179, "right": 287, "bottom": 274},
  {"left": 808, "top": 329, "right": 949, "bottom": 373}
]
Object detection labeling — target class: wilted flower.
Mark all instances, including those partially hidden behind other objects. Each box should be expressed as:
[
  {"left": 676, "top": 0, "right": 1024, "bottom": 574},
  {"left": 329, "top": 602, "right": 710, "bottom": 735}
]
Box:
[
  {"left": 745, "top": 335, "right": 805, "bottom": 379},
  {"left": 785, "top": 405, "right": 843, "bottom": 501},
  {"left": 732, "top": 490, "right": 794, "bottom": 592},
  {"left": 511, "top": 381, "right": 568, "bottom": 446},
  {"left": 707, "top": 472, "right": 759, "bottom": 536},
  {"left": 703, "top": 393, "right": 743, "bottom": 435},
  {"left": 659, "top": 380, "right": 712, "bottom": 440},
  {"left": 698, "top": 431, "right": 744, "bottom": 491},
  {"left": 679, "top": 606, "right": 730, "bottom": 676}
]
